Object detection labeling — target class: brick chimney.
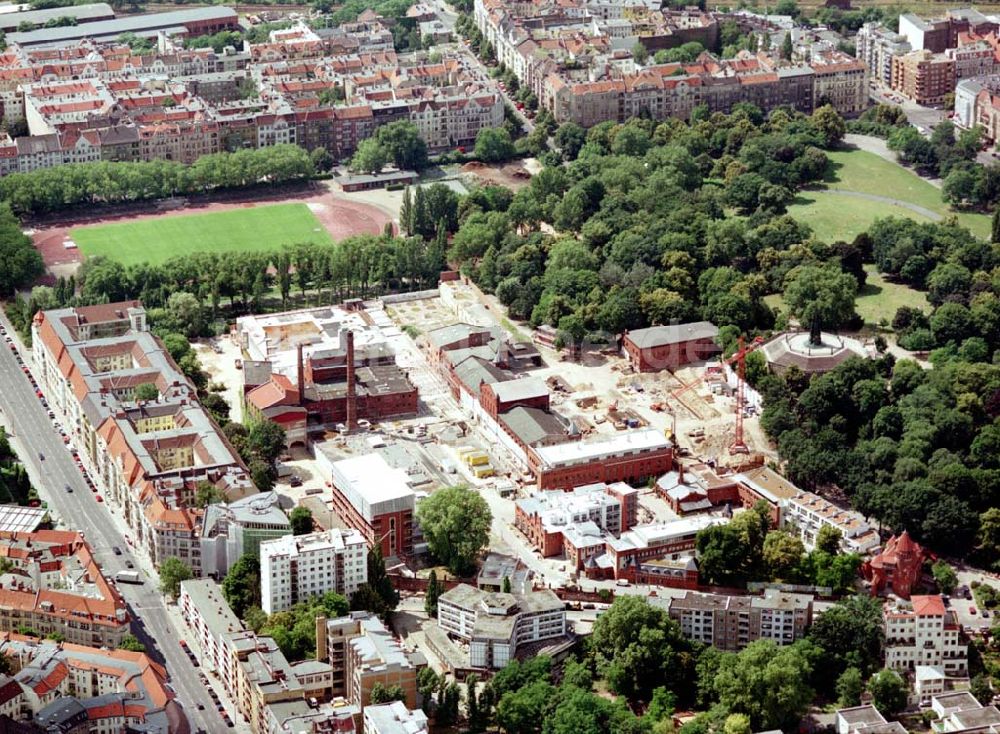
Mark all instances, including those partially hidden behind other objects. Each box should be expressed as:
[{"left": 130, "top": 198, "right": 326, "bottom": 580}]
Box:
[
  {"left": 296, "top": 343, "right": 305, "bottom": 407},
  {"left": 345, "top": 330, "right": 356, "bottom": 431}
]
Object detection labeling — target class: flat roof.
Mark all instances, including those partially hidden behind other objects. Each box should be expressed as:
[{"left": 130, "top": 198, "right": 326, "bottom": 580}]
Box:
[
  {"left": 533, "top": 428, "right": 670, "bottom": 468},
  {"left": 7, "top": 6, "right": 236, "bottom": 45},
  {"left": 325, "top": 452, "right": 414, "bottom": 520},
  {"left": 0, "top": 2, "right": 112, "bottom": 31}
]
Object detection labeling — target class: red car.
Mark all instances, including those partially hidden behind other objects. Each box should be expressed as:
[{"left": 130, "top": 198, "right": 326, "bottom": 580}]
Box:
[
  {"left": 971, "top": 605, "right": 978, "bottom": 614},
  {"left": 95, "top": 495, "right": 103, "bottom": 503}
]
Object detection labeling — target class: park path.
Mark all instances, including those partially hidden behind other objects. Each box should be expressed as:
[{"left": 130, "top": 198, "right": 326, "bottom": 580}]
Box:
[
  {"left": 844, "top": 133, "right": 944, "bottom": 189},
  {"left": 821, "top": 189, "right": 943, "bottom": 221}
]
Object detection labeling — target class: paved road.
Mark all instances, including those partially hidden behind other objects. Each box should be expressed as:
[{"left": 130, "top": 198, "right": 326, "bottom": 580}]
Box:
[{"left": 0, "top": 314, "right": 228, "bottom": 734}]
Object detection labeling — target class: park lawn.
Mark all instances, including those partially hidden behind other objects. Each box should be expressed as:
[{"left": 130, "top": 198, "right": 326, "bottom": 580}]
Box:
[
  {"left": 765, "top": 265, "right": 929, "bottom": 327},
  {"left": 822, "top": 149, "right": 991, "bottom": 240},
  {"left": 71, "top": 203, "right": 333, "bottom": 266},
  {"left": 787, "top": 191, "right": 935, "bottom": 244},
  {"left": 855, "top": 265, "right": 930, "bottom": 326}
]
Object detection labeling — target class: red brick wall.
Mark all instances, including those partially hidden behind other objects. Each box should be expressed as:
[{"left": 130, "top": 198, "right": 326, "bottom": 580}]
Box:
[
  {"left": 625, "top": 337, "right": 721, "bottom": 372},
  {"left": 534, "top": 447, "right": 673, "bottom": 490}
]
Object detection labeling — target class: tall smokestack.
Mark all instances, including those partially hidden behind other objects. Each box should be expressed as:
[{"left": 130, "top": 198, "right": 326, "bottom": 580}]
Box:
[
  {"left": 296, "top": 343, "right": 305, "bottom": 407},
  {"left": 345, "top": 330, "right": 356, "bottom": 431}
]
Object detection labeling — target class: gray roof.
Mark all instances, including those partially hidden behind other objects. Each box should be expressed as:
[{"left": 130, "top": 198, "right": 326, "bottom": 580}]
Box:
[
  {"left": 453, "top": 356, "right": 508, "bottom": 397},
  {"left": 7, "top": 6, "right": 237, "bottom": 46},
  {"left": 625, "top": 321, "right": 719, "bottom": 349},
  {"left": 427, "top": 322, "right": 493, "bottom": 349},
  {"left": 490, "top": 377, "right": 548, "bottom": 404},
  {"left": 500, "top": 406, "right": 567, "bottom": 446},
  {"left": 179, "top": 579, "right": 243, "bottom": 637},
  {"left": 0, "top": 3, "right": 113, "bottom": 32}
]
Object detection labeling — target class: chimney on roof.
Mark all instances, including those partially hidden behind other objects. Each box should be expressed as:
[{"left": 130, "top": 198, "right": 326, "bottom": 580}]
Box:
[
  {"left": 297, "top": 343, "right": 305, "bottom": 407},
  {"left": 346, "top": 330, "right": 357, "bottom": 432}
]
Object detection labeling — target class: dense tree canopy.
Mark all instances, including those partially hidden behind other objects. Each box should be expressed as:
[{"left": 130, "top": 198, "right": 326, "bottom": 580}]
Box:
[{"left": 416, "top": 485, "right": 491, "bottom": 575}]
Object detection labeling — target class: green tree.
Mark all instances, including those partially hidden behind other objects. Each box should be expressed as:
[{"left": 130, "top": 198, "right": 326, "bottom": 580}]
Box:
[
  {"left": 158, "top": 557, "right": 193, "bottom": 599},
  {"left": 474, "top": 128, "right": 515, "bottom": 163},
  {"left": 309, "top": 146, "right": 334, "bottom": 173},
  {"left": 425, "top": 569, "right": 442, "bottom": 617},
  {"left": 762, "top": 530, "right": 805, "bottom": 580},
  {"left": 134, "top": 383, "right": 159, "bottom": 401},
  {"left": 811, "top": 104, "right": 846, "bottom": 148},
  {"left": 867, "top": 669, "right": 907, "bottom": 716},
  {"left": 222, "top": 554, "right": 261, "bottom": 619},
  {"left": 194, "top": 480, "right": 223, "bottom": 508},
  {"left": 712, "top": 640, "right": 815, "bottom": 731},
  {"left": 723, "top": 713, "right": 751, "bottom": 734},
  {"left": 350, "top": 543, "right": 398, "bottom": 617},
  {"left": 376, "top": 120, "right": 428, "bottom": 171},
  {"left": 370, "top": 682, "right": 406, "bottom": 704},
  {"left": 589, "top": 596, "right": 693, "bottom": 700},
  {"left": 118, "top": 634, "right": 146, "bottom": 653},
  {"left": 350, "top": 138, "right": 389, "bottom": 174},
  {"left": 555, "top": 122, "right": 586, "bottom": 160},
  {"left": 0, "top": 203, "right": 43, "bottom": 296},
  {"left": 783, "top": 263, "right": 858, "bottom": 346},
  {"left": 416, "top": 485, "right": 491, "bottom": 575},
  {"left": 502, "top": 575, "right": 512, "bottom": 593},
  {"left": 246, "top": 419, "right": 286, "bottom": 468},
  {"left": 632, "top": 41, "right": 649, "bottom": 64},
  {"left": 780, "top": 31, "right": 793, "bottom": 60},
  {"left": 932, "top": 560, "right": 958, "bottom": 594},
  {"left": 807, "top": 595, "right": 884, "bottom": 680},
  {"left": 289, "top": 506, "right": 314, "bottom": 536},
  {"left": 992, "top": 207, "right": 1000, "bottom": 244},
  {"left": 496, "top": 680, "right": 554, "bottom": 734},
  {"left": 815, "top": 525, "right": 843, "bottom": 555},
  {"left": 971, "top": 674, "right": 993, "bottom": 705},
  {"left": 836, "top": 666, "right": 864, "bottom": 707}
]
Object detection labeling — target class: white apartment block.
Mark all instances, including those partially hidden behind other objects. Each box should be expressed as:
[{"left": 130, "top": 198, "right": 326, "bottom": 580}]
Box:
[
  {"left": 437, "top": 583, "right": 566, "bottom": 669},
  {"left": 885, "top": 595, "right": 967, "bottom": 676},
  {"left": 782, "top": 491, "right": 881, "bottom": 554},
  {"left": 260, "top": 528, "right": 368, "bottom": 614}
]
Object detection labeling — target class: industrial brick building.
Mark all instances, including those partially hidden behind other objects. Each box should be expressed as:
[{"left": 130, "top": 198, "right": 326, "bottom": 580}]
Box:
[
  {"left": 318, "top": 452, "right": 415, "bottom": 560},
  {"left": 622, "top": 322, "right": 720, "bottom": 373},
  {"left": 528, "top": 428, "right": 674, "bottom": 489}
]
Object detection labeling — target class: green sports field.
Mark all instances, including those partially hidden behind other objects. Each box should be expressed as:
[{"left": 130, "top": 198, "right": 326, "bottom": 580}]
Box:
[{"left": 71, "top": 203, "right": 334, "bottom": 266}]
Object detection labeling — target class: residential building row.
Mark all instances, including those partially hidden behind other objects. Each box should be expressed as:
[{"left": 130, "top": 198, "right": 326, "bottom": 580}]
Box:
[
  {"left": 0, "top": 12, "right": 503, "bottom": 175},
  {"left": 474, "top": 0, "right": 868, "bottom": 126},
  {"left": 858, "top": 10, "right": 1000, "bottom": 106},
  {"left": 0, "top": 530, "right": 128, "bottom": 648},
  {"left": 658, "top": 463, "right": 881, "bottom": 554},
  {"left": 33, "top": 301, "right": 256, "bottom": 575},
  {"left": 658, "top": 588, "right": 814, "bottom": 651},
  {"left": 0, "top": 634, "right": 177, "bottom": 733},
  {"left": 180, "top": 578, "right": 428, "bottom": 734}
]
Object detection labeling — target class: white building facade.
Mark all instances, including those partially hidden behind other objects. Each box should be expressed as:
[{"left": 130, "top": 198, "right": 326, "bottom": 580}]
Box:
[{"left": 260, "top": 528, "right": 368, "bottom": 614}]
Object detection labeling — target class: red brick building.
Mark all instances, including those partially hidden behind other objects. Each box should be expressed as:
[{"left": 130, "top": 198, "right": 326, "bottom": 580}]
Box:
[
  {"left": 480, "top": 378, "right": 549, "bottom": 418},
  {"left": 622, "top": 321, "right": 720, "bottom": 372},
  {"left": 863, "top": 531, "right": 926, "bottom": 599},
  {"left": 528, "top": 428, "right": 673, "bottom": 489},
  {"left": 245, "top": 333, "right": 418, "bottom": 446},
  {"left": 320, "top": 452, "right": 415, "bottom": 559},
  {"left": 514, "top": 482, "right": 638, "bottom": 558}
]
